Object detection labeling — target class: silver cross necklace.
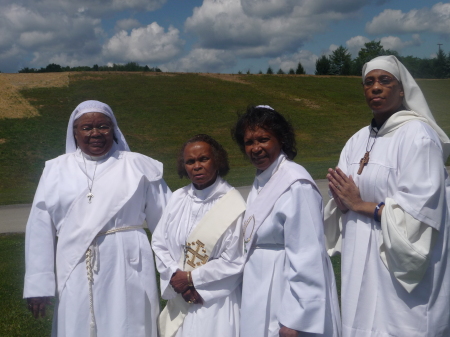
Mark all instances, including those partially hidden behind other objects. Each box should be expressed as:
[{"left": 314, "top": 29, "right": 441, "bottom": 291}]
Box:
[{"left": 82, "top": 155, "right": 98, "bottom": 203}]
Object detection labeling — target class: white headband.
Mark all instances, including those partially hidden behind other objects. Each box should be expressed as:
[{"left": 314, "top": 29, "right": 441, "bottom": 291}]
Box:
[{"left": 255, "top": 105, "right": 274, "bottom": 110}]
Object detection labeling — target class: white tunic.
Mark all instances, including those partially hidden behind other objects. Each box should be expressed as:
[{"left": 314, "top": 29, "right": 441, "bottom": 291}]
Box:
[
  {"left": 24, "top": 146, "right": 171, "bottom": 337},
  {"left": 241, "top": 154, "right": 341, "bottom": 337},
  {"left": 325, "top": 119, "right": 450, "bottom": 337},
  {"left": 152, "top": 177, "right": 245, "bottom": 337}
]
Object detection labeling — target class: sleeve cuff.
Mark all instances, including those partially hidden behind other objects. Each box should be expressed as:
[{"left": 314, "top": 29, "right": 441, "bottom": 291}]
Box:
[{"left": 23, "top": 272, "right": 56, "bottom": 298}]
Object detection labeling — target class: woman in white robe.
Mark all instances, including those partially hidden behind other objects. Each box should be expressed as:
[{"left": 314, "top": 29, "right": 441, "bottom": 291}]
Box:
[
  {"left": 23, "top": 100, "right": 171, "bottom": 337},
  {"left": 326, "top": 56, "right": 450, "bottom": 337},
  {"left": 233, "top": 106, "right": 341, "bottom": 337},
  {"left": 152, "top": 134, "right": 246, "bottom": 337}
]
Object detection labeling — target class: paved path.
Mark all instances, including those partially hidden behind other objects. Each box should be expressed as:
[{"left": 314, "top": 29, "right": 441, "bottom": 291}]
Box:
[
  {"left": 2, "top": 167, "right": 449, "bottom": 233},
  {"left": 0, "top": 179, "right": 330, "bottom": 234}
]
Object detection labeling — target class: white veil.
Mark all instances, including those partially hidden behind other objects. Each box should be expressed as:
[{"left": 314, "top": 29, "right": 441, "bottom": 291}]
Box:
[
  {"left": 65, "top": 100, "right": 130, "bottom": 153},
  {"left": 363, "top": 55, "right": 450, "bottom": 160}
]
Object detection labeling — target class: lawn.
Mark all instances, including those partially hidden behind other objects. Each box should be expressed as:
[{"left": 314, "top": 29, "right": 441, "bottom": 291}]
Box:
[{"left": 1, "top": 73, "right": 448, "bottom": 205}]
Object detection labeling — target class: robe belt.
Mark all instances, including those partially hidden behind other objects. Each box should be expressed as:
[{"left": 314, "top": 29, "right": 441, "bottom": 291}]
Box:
[
  {"left": 254, "top": 243, "right": 284, "bottom": 250},
  {"left": 86, "top": 224, "right": 145, "bottom": 337}
]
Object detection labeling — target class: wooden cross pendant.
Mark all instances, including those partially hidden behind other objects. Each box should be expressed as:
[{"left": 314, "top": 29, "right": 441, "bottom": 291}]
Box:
[{"left": 357, "top": 152, "right": 370, "bottom": 175}]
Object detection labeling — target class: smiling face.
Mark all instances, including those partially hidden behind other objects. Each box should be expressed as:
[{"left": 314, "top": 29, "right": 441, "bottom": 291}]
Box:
[
  {"left": 183, "top": 141, "right": 218, "bottom": 190},
  {"left": 244, "top": 127, "right": 282, "bottom": 171},
  {"left": 363, "top": 69, "right": 404, "bottom": 125},
  {"left": 74, "top": 112, "right": 114, "bottom": 156}
]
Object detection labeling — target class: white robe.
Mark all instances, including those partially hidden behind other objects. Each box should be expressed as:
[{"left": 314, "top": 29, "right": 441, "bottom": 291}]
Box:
[
  {"left": 240, "top": 153, "right": 341, "bottom": 337},
  {"left": 151, "top": 177, "right": 245, "bottom": 337},
  {"left": 324, "top": 119, "right": 450, "bottom": 337},
  {"left": 24, "top": 145, "right": 171, "bottom": 337}
]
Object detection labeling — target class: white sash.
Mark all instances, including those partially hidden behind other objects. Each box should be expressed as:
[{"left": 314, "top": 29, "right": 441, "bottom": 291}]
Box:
[
  {"left": 158, "top": 189, "right": 246, "bottom": 337},
  {"left": 243, "top": 160, "right": 319, "bottom": 254}
]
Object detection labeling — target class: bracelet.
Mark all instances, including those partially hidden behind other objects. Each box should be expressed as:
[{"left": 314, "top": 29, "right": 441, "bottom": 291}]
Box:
[
  {"left": 374, "top": 201, "right": 385, "bottom": 222},
  {"left": 187, "top": 271, "right": 193, "bottom": 287}
]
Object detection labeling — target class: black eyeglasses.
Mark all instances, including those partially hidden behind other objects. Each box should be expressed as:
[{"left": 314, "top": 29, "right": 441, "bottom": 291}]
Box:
[{"left": 363, "top": 77, "right": 395, "bottom": 88}]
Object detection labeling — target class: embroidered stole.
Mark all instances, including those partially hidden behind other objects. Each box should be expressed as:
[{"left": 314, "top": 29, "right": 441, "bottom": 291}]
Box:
[
  {"left": 158, "top": 189, "right": 246, "bottom": 337},
  {"left": 243, "top": 161, "right": 319, "bottom": 254}
]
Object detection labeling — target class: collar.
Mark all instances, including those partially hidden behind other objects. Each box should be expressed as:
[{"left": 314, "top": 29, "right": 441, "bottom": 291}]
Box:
[
  {"left": 188, "top": 176, "right": 229, "bottom": 202},
  {"left": 255, "top": 152, "right": 287, "bottom": 192}
]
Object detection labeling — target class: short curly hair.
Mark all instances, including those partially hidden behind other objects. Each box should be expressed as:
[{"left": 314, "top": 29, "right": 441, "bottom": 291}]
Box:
[
  {"left": 177, "top": 134, "right": 230, "bottom": 179},
  {"left": 231, "top": 105, "right": 297, "bottom": 160}
]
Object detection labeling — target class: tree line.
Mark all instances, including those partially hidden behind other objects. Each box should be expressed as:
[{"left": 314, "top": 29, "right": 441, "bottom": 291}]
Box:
[
  {"left": 10, "top": 41, "right": 450, "bottom": 78},
  {"left": 18, "top": 62, "right": 162, "bottom": 73},
  {"left": 314, "top": 41, "right": 450, "bottom": 79}
]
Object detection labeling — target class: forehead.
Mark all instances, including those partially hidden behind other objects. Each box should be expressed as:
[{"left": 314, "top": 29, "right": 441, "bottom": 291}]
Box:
[
  {"left": 364, "top": 69, "right": 395, "bottom": 79},
  {"left": 75, "top": 112, "right": 112, "bottom": 124},
  {"left": 244, "top": 126, "right": 275, "bottom": 139},
  {"left": 184, "top": 141, "right": 212, "bottom": 155}
]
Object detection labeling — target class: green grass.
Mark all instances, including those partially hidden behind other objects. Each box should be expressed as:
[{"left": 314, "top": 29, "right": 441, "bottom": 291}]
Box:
[
  {"left": 1, "top": 73, "right": 448, "bottom": 205},
  {"left": 0, "top": 234, "right": 54, "bottom": 336}
]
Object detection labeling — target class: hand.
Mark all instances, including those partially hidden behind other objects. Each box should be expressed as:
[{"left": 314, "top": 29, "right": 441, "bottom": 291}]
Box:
[
  {"left": 327, "top": 167, "right": 363, "bottom": 212},
  {"left": 181, "top": 288, "right": 204, "bottom": 305},
  {"left": 279, "top": 326, "right": 299, "bottom": 337},
  {"left": 27, "top": 297, "right": 51, "bottom": 319},
  {"left": 169, "top": 270, "right": 190, "bottom": 294}
]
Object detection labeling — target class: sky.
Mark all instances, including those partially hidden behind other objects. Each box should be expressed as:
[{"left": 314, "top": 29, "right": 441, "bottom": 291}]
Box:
[{"left": 0, "top": 0, "right": 449, "bottom": 74}]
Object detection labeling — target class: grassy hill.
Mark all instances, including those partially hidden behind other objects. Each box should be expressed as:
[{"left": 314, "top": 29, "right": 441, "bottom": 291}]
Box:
[{"left": 0, "top": 72, "right": 449, "bottom": 205}]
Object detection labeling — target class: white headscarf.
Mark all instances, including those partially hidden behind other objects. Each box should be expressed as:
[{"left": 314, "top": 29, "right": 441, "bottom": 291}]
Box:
[
  {"left": 65, "top": 100, "right": 130, "bottom": 153},
  {"left": 362, "top": 55, "right": 450, "bottom": 160}
]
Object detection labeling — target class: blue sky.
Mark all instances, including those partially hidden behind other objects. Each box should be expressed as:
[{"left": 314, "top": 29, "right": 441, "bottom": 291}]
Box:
[{"left": 0, "top": 0, "right": 448, "bottom": 74}]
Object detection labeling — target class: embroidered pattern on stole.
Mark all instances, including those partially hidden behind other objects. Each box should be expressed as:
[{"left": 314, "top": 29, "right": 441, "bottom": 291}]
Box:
[{"left": 185, "top": 240, "right": 209, "bottom": 268}]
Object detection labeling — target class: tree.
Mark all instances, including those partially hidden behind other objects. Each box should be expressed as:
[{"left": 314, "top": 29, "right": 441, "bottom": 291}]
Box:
[
  {"left": 266, "top": 67, "right": 273, "bottom": 74},
  {"left": 288, "top": 68, "right": 295, "bottom": 74},
  {"left": 351, "top": 40, "right": 399, "bottom": 75},
  {"left": 433, "top": 48, "right": 450, "bottom": 79},
  {"left": 44, "top": 63, "right": 62, "bottom": 72},
  {"left": 315, "top": 55, "right": 331, "bottom": 75},
  {"left": 246, "top": 69, "right": 251, "bottom": 74},
  {"left": 258, "top": 70, "right": 263, "bottom": 74},
  {"left": 277, "top": 68, "right": 285, "bottom": 74},
  {"left": 330, "top": 46, "right": 352, "bottom": 75},
  {"left": 295, "top": 62, "right": 306, "bottom": 74}
]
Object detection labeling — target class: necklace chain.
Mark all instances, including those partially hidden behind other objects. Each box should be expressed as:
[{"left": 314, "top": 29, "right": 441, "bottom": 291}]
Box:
[
  {"left": 82, "top": 155, "right": 98, "bottom": 203},
  {"left": 365, "top": 126, "right": 378, "bottom": 152}
]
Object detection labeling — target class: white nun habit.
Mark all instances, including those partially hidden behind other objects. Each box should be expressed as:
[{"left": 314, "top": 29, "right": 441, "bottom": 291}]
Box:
[
  {"left": 324, "top": 56, "right": 450, "bottom": 337},
  {"left": 24, "top": 100, "right": 171, "bottom": 337}
]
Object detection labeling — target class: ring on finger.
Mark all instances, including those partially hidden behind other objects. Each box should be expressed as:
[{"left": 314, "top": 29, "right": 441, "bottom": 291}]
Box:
[{"left": 336, "top": 184, "right": 341, "bottom": 190}]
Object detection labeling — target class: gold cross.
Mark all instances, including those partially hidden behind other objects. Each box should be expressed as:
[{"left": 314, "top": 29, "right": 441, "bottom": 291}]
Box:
[{"left": 186, "top": 240, "right": 209, "bottom": 268}]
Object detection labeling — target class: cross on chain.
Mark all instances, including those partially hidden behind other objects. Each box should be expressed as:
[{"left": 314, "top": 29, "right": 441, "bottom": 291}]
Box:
[
  {"left": 87, "top": 192, "right": 94, "bottom": 203},
  {"left": 186, "top": 240, "right": 209, "bottom": 268}
]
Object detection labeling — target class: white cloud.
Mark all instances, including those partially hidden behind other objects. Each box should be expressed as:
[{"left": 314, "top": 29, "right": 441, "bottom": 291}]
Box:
[
  {"left": 115, "top": 19, "right": 142, "bottom": 32},
  {"left": 161, "top": 48, "right": 236, "bottom": 73},
  {"left": 379, "top": 34, "right": 422, "bottom": 51},
  {"left": 185, "top": 0, "right": 366, "bottom": 58},
  {"left": 366, "top": 3, "right": 450, "bottom": 36},
  {"left": 344, "top": 34, "right": 422, "bottom": 57},
  {"left": 346, "top": 35, "right": 370, "bottom": 56},
  {"left": 102, "top": 23, "right": 184, "bottom": 64},
  {"left": 268, "top": 50, "right": 318, "bottom": 74}
]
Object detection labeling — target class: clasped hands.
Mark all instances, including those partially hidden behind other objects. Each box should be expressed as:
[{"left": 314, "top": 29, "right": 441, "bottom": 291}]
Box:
[
  {"left": 327, "top": 167, "right": 363, "bottom": 213},
  {"left": 170, "top": 270, "right": 203, "bottom": 305}
]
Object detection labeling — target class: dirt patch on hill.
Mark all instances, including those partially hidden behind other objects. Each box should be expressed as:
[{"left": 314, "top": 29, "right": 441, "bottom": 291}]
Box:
[
  {"left": 0, "top": 73, "right": 69, "bottom": 119},
  {"left": 293, "top": 98, "right": 320, "bottom": 109},
  {"left": 198, "top": 73, "right": 249, "bottom": 84}
]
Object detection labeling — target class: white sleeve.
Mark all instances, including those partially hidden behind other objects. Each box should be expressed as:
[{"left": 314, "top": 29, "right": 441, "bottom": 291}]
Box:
[
  {"left": 191, "top": 215, "right": 245, "bottom": 304},
  {"left": 277, "top": 181, "right": 328, "bottom": 333},
  {"left": 323, "top": 199, "right": 343, "bottom": 256},
  {"left": 151, "top": 205, "right": 180, "bottom": 300},
  {"left": 144, "top": 178, "right": 171, "bottom": 233},
  {"left": 379, "top": 197, "right": 438, "bottom": 293},
  {"left": 23, "top": 173, "right": 57, "bottom": 298}
]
